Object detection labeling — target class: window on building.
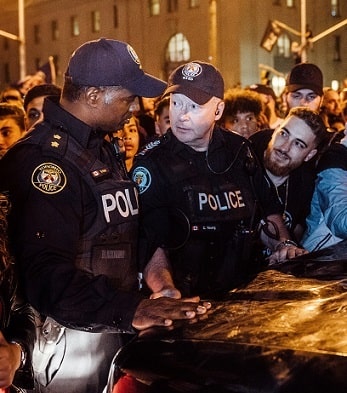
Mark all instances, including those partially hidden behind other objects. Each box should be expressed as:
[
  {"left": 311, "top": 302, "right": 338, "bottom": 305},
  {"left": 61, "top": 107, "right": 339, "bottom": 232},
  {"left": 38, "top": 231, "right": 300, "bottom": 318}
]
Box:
[
  {"left": 4, "top": 63, "right": 10, "bottom": 83},
  {"left": 276, "top": 33, "right": 291, "bottom": 58},
  {"left": 71, "top": 16, "right": 80, "bottom": 36},
  {"left": 3, "top": 38, "right": 9, "bottom": 50},
  {"left": 273, "top": 0, "right": 281, "bottom": 5},
  {"left": 166, "top": 33, "right": 190, "bottom": 62},
  {"left": 34, "top": 24, "right": 40, "bottom": 44},
  {"left": 286, "top": 0, "right": 295, "bottom": 7},
  {"left": 167, "top": 0, "right": 178, "bottom": 13},
  {"left": 92, "top": 10, "right": 101, "bottom": 33},
  {"left": 149, "top": 0, "right": 160, "bottom": 16},
  {"left": 51, "top": 20, "right": 59, "bottom": 41},
  {"left": 113, "top": 5, "right": 119, "bottom": 28},
  {"left": 333, "top": 35, "right": 341, "bottom": 61},
  {"left": 189, "top": 0, "right": 200, "bottom": 8},
  {"left": 331, "top": 0, "right": 340, "bottom": 17}
]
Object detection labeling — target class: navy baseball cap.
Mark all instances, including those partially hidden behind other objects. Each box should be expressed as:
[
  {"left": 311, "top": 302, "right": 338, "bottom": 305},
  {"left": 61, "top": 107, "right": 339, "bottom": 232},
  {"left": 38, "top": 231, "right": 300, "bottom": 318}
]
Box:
[
  {"left": 164, "top": 61, "right": 224, "bottom": 105},
  {"left": 286, "top": 63, "right": 323, "bottom": 96},
  {"left": 65, "top": 38, "right": 166, "bottom": 97}
]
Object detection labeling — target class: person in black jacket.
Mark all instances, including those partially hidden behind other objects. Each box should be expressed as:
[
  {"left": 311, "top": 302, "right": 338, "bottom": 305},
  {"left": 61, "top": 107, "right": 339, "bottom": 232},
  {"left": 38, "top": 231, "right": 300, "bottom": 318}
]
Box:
[{"left": 0, "top": 197, "right": 35, "bottom": 392}]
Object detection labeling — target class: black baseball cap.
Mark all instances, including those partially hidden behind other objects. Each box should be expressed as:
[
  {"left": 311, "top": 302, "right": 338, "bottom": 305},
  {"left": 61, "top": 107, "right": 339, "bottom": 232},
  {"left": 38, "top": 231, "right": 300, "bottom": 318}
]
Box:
[
  {"left": 286, "top": 63, "right": 323, "bottom": 96},
  {"left": 164, "top": 61, "right": 224, "bottom": 105},
  {"left": 65, "top": 38, "right": 166, "bottom": 98}
]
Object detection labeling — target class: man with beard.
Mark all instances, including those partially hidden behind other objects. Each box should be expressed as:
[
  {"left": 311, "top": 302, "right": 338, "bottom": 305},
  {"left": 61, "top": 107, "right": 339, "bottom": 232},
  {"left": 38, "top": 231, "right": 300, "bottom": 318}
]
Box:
[
  {"left": 250, "top": 107, "right": 328, "bottom": 246},
  {"left": 320, "top": 87, "right": 345, "bottom": 136}
]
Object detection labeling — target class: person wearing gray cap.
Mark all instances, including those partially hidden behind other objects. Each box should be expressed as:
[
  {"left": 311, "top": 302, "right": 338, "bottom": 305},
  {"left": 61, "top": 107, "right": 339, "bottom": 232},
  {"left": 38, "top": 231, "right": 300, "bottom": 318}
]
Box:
[
  {"left": 131, "top": 61, "right": 306, "bottom": 303},
  {"left": 0, "top": 39, "right": 210, "bottom": 393}
]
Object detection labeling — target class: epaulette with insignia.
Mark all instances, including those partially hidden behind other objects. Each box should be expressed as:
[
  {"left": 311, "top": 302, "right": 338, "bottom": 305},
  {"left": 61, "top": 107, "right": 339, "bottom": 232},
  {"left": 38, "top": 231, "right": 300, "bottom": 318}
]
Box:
[{"left": 41, "top": 126, "right": 68, "bottom": 158}]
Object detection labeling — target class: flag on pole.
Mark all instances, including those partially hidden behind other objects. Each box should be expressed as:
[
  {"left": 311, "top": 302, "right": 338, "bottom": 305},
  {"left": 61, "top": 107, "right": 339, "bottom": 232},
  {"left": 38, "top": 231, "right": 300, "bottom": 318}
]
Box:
[{"left": 260, "top": 21, "right": 282, "bottom": 52}]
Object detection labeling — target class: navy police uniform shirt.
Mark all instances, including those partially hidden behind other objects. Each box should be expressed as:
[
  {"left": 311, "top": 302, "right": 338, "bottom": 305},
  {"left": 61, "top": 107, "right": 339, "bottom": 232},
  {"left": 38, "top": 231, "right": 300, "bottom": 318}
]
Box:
[
  {"left": 131, "top": 127, "right": 282, "bottom": 297},
  {"left": 0, "top": 97, "right": 143, "bottom": 332}
]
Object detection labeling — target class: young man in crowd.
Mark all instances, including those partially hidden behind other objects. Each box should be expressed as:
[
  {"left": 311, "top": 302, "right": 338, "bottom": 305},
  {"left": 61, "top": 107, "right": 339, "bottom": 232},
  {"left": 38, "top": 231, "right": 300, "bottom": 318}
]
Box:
[
  {"left": 320, "top": 87, "right": 345, "bottom": 136},
  {"left": 0, "top": 86, "right": 23, "bottom": 106},
  {"left": 284, "top": 62, "right": 324, "bottom": 113},
  {"left": 250, "top": 107, "right": 329, "bottom": 246},
  {"left": 0, "top": 104, "right": 26, "bottom": 158},
  {"left": 154, "top": 96, "right": 170, "bottom": 136},
  {"left": 218, "top": 88, "right": 264, "bottom": 138},
  {"left": 23, "top": 83, "right": 62, "bottom": 130},
  {"left": 249, "top": 62, "right": 330, "bottom": 248}
]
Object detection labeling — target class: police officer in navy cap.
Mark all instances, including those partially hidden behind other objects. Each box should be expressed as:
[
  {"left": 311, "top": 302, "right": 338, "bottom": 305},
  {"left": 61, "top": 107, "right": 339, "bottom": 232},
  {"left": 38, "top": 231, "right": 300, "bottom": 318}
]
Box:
[
  {"left": 0, "top": 39, "right": 210, "bottom": 393},
  {"left": 131, "top": 61, "right": 306, "bottom": 302}
]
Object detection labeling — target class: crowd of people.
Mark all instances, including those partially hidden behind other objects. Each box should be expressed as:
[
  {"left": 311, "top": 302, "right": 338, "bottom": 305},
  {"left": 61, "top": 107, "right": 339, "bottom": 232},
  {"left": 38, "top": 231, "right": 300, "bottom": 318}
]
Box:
[{"left": 0, "top": 37, "right": 345, "bottom": 392}]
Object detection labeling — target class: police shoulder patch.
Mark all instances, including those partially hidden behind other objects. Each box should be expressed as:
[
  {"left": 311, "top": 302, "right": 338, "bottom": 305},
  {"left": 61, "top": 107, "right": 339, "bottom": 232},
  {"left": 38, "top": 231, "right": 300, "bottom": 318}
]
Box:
[
  {"left": 132, "top": 166, "right": 152, "bottom": 194},
  {"left": 31, "top": 162, "right": 67, "bottom": 194}
]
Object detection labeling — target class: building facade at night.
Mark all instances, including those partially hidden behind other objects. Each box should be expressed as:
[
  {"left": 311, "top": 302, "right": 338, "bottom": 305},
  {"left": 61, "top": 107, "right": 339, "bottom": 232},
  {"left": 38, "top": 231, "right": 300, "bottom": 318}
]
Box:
[{"left": 0, "top": 0, "right": 346, "bottom": 93}]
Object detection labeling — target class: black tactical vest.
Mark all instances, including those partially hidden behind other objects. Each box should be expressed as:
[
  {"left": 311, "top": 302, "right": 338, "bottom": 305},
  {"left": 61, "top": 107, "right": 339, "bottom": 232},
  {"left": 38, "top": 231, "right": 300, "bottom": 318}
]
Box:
[
  {"left": 138, "top": 131, "right": 260, "bottom": 298},
  {"left": 22, "top": 125, "right": 139, "bottom": 292}
]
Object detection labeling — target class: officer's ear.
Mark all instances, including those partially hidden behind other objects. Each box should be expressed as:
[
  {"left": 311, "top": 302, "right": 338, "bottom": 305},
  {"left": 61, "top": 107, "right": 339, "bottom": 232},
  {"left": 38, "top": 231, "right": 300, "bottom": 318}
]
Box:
[
  {"left": 85, "top": 87, "right": 102, "bottom": 107},
  {"left": 214, "top": 101, "right": 225, "bottom": 121}
]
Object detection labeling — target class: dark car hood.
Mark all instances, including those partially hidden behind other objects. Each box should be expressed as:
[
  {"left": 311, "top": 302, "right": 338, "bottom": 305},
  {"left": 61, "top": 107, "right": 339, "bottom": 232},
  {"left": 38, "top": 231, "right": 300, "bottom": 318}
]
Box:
[{"left": 107, "top": 241, "right": 347, "bottom": 393}]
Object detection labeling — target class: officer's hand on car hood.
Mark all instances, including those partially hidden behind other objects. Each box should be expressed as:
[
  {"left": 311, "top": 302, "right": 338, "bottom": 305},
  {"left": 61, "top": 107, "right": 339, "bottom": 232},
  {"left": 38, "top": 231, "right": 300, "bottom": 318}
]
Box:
[{"left": 132, "top": 296, "right": 211, "bottom": 331}]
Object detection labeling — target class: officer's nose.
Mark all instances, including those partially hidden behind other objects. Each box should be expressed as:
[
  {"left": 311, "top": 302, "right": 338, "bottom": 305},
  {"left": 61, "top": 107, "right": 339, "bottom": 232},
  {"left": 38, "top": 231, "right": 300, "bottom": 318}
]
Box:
[{"left": 178, "top": 108, "right": 190, "bottom": 120}]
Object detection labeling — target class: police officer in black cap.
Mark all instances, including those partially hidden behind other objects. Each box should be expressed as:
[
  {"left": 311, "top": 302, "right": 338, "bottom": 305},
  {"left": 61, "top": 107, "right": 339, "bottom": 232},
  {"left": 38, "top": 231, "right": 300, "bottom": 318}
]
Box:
[
  {"left": 131, "top": 61, "right": 307, "bottom": 301},
  {"left": 0, "top": 39, "right": 209, "bottom": 393}
]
